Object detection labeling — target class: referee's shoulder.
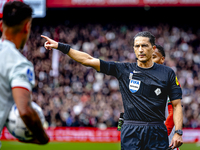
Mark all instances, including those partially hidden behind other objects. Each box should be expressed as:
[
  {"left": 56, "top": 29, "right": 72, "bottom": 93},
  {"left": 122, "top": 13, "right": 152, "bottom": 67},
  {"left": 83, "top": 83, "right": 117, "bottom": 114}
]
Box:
[
  {"left": 115, "top": 61, "right": 136, "bottom": 67},
  {"left": 154, "top": 63, "right": 174, "bottom": 72},
  {"left": 126, "top": 62, "right": 137, "bottom": 68}
]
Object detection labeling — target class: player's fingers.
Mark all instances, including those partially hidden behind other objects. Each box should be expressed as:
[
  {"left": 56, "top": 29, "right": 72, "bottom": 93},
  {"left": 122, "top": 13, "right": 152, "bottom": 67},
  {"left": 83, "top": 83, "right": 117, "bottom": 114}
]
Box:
[
  {"left": 19, "top": 138, "right": 41, "bottom": 144},
  {"left": 180, "top": 142, "right": 183, "bottom": 147}
]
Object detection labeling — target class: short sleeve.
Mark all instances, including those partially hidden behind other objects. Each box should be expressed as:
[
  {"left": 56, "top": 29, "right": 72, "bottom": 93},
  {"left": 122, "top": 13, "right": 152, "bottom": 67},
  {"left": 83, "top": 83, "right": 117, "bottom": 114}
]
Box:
[
  {"left": 9, "top": 61, "right": 35, "bottom": 91},
  {"left": 168, "top": 70, "right": 182, "bottom": 101},
  {"left": 99, "top": 60, "right": 124, "bottom": 79}
]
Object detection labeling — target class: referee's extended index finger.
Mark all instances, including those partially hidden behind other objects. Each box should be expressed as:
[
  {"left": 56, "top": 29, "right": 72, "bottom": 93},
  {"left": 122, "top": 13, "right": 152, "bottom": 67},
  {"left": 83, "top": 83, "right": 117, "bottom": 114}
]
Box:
[{"left": 41, "top": 35, "right": 50, "bottom": 41}]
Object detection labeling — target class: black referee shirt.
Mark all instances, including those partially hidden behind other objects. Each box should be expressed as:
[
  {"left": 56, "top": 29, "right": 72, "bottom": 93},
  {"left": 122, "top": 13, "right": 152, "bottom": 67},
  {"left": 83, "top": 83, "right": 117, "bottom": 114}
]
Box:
[{"left": 99, "top": 60, "right": 182, "bottom": 122}]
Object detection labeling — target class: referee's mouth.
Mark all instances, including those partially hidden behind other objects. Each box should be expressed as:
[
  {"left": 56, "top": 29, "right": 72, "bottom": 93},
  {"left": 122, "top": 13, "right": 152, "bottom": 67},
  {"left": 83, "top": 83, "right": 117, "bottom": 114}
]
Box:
[{"left": 139, "top": 54, "right": 146, "bottom": 57}]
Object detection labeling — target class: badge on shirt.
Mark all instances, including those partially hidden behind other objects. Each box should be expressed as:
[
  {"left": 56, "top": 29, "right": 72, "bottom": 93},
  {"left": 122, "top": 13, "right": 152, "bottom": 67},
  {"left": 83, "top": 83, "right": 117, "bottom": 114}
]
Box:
[
  {"left": 129, "top": 73, "right": 133, "bottom": 79},
  {"left": 175, "top": 76, "right": 180, "bottom": 86},
  {"left": 26, "top": 69, "right": 33, "bottom": 82},
  {"left": 154, "top": 88, "right": 161, "bottom": 96},
  {"left": 129, "top": 79, "right": 141, "bottom": 93}
]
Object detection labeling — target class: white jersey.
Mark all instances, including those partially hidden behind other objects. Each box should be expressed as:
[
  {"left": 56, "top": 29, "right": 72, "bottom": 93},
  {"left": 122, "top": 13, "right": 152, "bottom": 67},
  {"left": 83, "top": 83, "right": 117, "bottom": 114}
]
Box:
[{"left": 0, "top": 39, "right": 35, "bottom": 132}]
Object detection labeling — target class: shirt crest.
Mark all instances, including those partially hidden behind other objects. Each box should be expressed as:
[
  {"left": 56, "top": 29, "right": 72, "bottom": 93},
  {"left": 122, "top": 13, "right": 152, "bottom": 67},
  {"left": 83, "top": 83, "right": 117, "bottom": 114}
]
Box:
[{"left": 129, "top": 79, "right": 141, "bottom": 93}]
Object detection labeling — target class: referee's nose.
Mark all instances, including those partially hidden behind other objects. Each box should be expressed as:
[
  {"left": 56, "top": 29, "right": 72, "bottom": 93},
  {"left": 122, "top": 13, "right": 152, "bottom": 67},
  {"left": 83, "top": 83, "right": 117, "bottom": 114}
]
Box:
[{"left": 139, "top": 46, "right": 143, "bottom": 53}]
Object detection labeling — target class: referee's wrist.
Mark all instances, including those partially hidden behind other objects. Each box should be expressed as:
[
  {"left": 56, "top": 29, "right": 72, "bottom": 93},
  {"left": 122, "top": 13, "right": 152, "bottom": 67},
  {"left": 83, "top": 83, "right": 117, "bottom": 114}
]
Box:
[{"left": 57, "top": 42, "right": 71, "bottom": 54}]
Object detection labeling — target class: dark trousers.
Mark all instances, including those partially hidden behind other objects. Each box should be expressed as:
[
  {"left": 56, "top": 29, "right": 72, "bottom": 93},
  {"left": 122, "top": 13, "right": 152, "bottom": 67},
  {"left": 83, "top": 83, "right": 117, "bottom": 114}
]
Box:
[{"left": 121, "top": 120, "right": 169, "bottom": 150}]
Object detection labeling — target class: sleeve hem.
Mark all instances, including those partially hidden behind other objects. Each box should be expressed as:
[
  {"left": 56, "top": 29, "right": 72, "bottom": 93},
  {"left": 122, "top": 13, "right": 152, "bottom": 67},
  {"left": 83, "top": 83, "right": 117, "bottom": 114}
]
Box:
[
  {"left": 12, "top": 86, "right": 30, "bottom": 92},
  {"left": 11, "top": 80, "right": 32, "bottom": 91}
]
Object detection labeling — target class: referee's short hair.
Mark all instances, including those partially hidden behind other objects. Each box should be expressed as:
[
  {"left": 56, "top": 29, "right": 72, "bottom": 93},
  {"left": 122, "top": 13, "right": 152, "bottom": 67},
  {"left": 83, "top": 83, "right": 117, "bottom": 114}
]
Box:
[
  {"left": 3, "top": 1, "right": 33, "bottom": 27},
  {"left": 155, "top": 44, "right": 165, "bottom": 57},
  {"left": 133, "top": 31, "right": 155, "bottom": 46}
]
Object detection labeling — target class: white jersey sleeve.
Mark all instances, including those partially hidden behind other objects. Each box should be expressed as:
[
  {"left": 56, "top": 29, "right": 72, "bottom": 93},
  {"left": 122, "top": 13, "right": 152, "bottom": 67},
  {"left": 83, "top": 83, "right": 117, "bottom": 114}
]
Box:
[{"left": 9, "top": 59, "right": 35, "bottom": 91}]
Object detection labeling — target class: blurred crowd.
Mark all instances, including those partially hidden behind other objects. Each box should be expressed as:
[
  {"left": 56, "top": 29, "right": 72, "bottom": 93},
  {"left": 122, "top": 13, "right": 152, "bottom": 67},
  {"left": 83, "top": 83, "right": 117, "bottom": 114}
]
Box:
[{"left": 23, "top": 22, "right": 200, "bottom": 128}]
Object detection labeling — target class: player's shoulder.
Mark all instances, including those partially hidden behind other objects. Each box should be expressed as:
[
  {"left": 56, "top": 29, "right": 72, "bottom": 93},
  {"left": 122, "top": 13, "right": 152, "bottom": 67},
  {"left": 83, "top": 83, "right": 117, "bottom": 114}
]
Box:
[
  {"left": 12, "top": 49, "right": 29, "bottom": 63},
  {"left": 1, "top": 40, "right": 31, "bottom": 65}
]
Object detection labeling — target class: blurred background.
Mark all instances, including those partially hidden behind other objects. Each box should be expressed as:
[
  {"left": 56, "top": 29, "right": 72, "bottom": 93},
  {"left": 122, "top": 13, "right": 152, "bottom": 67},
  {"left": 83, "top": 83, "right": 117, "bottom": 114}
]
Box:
[{"left": 1, "top": 0, "right": 200, "bottom": 149}]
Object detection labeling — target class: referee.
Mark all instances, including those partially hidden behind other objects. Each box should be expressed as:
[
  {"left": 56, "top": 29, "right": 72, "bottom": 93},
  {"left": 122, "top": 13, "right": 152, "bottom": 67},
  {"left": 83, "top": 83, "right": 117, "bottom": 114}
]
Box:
[{"left": 41, "top": 31, "right": 183, "bottom": 149}]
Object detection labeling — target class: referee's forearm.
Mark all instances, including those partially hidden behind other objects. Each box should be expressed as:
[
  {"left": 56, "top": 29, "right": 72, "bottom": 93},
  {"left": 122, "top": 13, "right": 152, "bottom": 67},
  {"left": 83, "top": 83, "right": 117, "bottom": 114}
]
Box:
[
  {"left": 173, "top": 103, "right": 183, "bottom": 130},
  {"left": 67, "top": 48, "right": 93, "bottom": 65}
]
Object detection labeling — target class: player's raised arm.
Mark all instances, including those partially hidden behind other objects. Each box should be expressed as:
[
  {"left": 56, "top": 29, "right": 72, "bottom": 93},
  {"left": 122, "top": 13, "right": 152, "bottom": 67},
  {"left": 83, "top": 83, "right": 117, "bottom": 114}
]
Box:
[{"left": 41, "top": 35, "right": 100, "bottom": 71}]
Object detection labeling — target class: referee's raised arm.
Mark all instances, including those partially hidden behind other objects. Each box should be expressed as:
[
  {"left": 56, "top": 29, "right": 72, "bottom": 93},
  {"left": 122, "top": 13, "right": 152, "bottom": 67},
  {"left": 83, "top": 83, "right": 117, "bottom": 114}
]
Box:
[{"left": 41, "top": 35, "right": 100, "bottom": 71}]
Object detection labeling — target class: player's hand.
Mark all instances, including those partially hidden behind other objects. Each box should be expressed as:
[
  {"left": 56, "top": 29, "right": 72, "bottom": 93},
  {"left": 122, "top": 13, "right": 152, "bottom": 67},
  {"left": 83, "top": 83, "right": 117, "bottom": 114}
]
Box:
[
  {"left": 18, "top": 138, "right": 40, "bottom": 144},
  {"left": 41, "top": 35, "right": 58, "bottom": 50},
  {"left": 18, "top": 136, "right": 49, "bottom": 145},
  {"left": 169, "top": 133, "right": 183, "bottom": 149}
]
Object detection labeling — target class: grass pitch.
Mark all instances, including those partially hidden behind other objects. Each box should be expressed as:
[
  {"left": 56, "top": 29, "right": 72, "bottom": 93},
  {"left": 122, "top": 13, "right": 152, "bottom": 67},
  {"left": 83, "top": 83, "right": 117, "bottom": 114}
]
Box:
[
  {"left": 1, "top": 141, "right": 199, "bottom": 150},
  {"left": 0, "top": 141, "right": 120, "bottom": 150}
]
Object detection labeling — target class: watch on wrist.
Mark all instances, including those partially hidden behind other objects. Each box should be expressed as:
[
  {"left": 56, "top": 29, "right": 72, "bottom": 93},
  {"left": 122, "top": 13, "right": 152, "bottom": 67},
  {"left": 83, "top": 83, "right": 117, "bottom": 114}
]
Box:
[{"left": 175, "top": 130, "right": 183, "bottom": 136}]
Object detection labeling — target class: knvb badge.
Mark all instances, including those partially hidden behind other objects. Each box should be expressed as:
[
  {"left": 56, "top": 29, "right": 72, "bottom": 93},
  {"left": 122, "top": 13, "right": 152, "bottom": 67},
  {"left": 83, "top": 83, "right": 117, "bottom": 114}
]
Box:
[{"left": 129, "top": 79, "right": 141, "bottom": 93}]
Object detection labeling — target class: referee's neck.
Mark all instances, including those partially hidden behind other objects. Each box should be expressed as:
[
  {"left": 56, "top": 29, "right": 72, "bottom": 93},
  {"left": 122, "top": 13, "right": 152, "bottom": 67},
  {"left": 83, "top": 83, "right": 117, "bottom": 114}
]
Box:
[{"left": 137, "top": 60, "right": 154, "bottom": 69}]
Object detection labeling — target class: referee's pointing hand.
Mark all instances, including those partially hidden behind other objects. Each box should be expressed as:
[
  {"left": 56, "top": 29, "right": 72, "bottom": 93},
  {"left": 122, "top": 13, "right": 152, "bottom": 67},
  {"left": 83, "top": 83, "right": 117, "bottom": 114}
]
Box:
[{"left": 41, "top": 35, "right": 58, "bottom": 50}]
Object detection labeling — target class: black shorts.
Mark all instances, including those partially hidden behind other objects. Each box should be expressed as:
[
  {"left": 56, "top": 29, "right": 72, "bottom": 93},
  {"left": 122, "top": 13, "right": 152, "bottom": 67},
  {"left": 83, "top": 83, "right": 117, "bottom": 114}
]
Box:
[{"left": 121, "top": 120, "right": 169, "bottom": 150}]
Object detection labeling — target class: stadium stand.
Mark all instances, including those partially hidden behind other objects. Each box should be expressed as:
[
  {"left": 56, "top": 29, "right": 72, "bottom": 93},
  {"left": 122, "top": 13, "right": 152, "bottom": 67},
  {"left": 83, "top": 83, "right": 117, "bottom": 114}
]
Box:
[{"left": 24, "top": 20, "right": 200, "bottom": 128}]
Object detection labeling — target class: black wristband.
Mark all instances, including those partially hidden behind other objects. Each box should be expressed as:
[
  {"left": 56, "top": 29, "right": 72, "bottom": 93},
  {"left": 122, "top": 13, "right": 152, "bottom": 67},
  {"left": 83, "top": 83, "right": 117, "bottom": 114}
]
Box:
[{"left": 57, "top": 42, "right": 71, "bottom": 54}]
